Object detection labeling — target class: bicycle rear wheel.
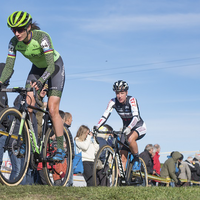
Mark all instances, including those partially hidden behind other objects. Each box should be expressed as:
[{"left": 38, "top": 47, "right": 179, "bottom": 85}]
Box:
[
  {"left": 42, "top": 126, "right": 72, "bottom": 186},
  {"left": 127, "top": 157, "right": 148, "bottom": 186},
  {"left": 0, "top": 108, "right": 30, "bottom": 186},
  {"left": 93, "top": 145, "right": 118, "bottom": 187}
]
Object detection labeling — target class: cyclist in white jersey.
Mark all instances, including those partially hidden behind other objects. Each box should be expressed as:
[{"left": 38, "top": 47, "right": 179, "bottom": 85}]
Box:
[{"left": 95, "top": 80, "right": 147, "bottom": 170}]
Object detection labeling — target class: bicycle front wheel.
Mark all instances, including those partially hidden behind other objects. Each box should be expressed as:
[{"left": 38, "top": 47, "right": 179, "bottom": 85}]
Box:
[
  {"left": 42, "top": 126, "right": 72, "bottom": 186},
  {"left": 0, "top": 107, "right": 30, "bottom": 186},
  {"left": 127, "top": 157, "right": 148, "bottom": 187},
  {"left": 93, "top": 145, "right": 118, "bottom": 187}
]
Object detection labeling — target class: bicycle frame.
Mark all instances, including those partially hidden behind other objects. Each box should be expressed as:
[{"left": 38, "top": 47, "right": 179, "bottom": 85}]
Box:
[
  {"left": 95, "top": 130, "right": 132, "bottom": 184},
  {"left": 1, "top": 87, "right": 51, "bottom": 161}
]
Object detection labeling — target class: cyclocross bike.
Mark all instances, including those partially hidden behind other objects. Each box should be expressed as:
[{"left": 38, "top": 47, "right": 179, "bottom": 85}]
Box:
[
  {"left": 0, "top": 87, "right": 72, "bottom": 186},
  {"left": 92, "top": 129, "right": 148, "bottom": 187}
]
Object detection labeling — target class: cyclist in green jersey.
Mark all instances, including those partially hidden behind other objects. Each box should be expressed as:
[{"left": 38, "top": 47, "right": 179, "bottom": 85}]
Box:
[{"left": 0, "top": 11, "right": 65, "bottom": 161}]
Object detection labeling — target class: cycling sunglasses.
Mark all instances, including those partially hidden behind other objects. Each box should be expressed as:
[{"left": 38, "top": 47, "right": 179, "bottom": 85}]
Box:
[{"left": 11, "top": 27, "right": 26, "bottom": 34}]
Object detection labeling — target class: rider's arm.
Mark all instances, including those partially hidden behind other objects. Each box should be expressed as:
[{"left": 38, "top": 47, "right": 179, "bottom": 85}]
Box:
[
  {"left": 37, "top": 33, "right": 56, "bottom": 84},
  {"left": 0, "top": 38, "right": 17, "bottom": 84},
  {"left": 96, "top": 99, "right": 115, "bottom": 128},
  {"left": 127, "top": 97, "right": 140, "bottom": 129}
]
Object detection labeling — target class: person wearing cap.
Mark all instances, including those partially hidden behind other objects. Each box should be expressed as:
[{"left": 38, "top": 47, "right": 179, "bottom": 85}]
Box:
[
  {"left": 0, "top": 11, "right": 66, "bottom": 161},
  {"left": 178, "top": 154, "right": 191, "bottom": 186},
  {"left": 95, "top": 80, "right": 147, "bottom": 172},
  {"left": 194, "top": 153, "right": 200, "bottom": 166},
  {"left": 96, "top": 124, "right": 114, "bottom": 148}
]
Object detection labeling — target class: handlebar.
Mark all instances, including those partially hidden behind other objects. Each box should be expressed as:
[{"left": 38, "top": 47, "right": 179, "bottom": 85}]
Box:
[{"left": 0, "top": 87, "right": 43, "bottom": 107}]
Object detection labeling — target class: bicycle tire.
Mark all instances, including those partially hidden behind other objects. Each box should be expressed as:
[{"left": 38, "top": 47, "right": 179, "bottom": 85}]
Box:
[
  {"left": 42, "top": 126, "right": 72, "bottom": 186},
  {"left": 93, "top": 144, "right": 118, "bottom": 187},
  {"left": 0, "top": 107, "right": 30, "bottom": 186},
  {"left": 127, "top": 157, "right": 148, "bottom": 187}
]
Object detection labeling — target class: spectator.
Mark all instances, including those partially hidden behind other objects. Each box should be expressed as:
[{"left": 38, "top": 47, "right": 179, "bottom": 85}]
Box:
[
  {"left": 0, "top": 63, "right": 10, "bottom": 166},
  {"left": 97, "top": 124, "right": 113, "bottom": 148},
  {"left": 192, "top": 157, "right": 200, "bottom": 182},
  {"left": 152, "top": 144, "right": 161, "bottom": 175},
  {"left": 75, "top": 125, "right": 99, "bottom": 186},
  {"left": 185, "top": 156, "right": 200, "bottom": 183},
  {"left": 160, "top": 151, "right": 182, "bottom": 186},
  {"left": 193, "top": 153, "right": 200, "bottom": 166},
  {"left": 63, "top": 112, "right": 74, "bottom": 187},
  {"left": 139, "top": 144, "right": 154, "bottom": 175},
  {"left": 178, "top": 154, "right": 191, "bottom": 186}
]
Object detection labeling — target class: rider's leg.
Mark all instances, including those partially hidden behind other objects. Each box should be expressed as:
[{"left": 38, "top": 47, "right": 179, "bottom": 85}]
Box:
[
  {"left": 120, "top": 131, "right": 139, "bottom": 171},
  {"left": 26, "top": 91, "right": 36, "bottom": 121},
  {"left": 127, "top": 131, "right": 139, "bottom": 155},
  {"left": 121, "top": 150, "right": 128, "bottom": 171},
  {"left": 48, "top": 96, "right": 64, "bottom": 149}
]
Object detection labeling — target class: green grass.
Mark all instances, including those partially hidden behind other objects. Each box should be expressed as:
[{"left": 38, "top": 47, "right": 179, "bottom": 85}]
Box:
[{"left": 1, "top": 185, "right": 200, "bottom": 200}]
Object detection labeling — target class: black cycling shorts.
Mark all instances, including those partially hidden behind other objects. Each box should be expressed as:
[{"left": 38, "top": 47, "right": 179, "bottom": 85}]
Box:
[{"left": 26, "top": 56, "right": 65, "bottom": 97}]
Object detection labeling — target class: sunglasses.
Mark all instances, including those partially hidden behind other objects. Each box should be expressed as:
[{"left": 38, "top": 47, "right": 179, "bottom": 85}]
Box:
[{"left": 11, "top": 27, "right": 26, "bottom": 34}]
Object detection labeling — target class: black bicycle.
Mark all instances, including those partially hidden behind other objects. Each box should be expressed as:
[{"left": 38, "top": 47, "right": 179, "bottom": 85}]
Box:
[
  {"left": 93, "top": 129, "right": 148, "bottom": 187},
  {"left": 0, "top": 87, "right": 72, "bottom": 186}
]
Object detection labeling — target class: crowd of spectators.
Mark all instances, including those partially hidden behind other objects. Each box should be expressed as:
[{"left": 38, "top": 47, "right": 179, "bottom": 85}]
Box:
[{"left": 139, "top": 142, "right": 200, "bottom": 187}]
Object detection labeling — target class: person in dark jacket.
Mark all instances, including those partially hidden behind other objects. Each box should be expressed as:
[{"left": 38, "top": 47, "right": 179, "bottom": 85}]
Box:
[
  {"left": 139, "top": 144, "right": 154, "bottom": 175},
  {"left": 0, "top": 63, "right": 13, "bottom": 166},
  {"left": 185, "top": 156, "right": 200, "bottom": 183}
]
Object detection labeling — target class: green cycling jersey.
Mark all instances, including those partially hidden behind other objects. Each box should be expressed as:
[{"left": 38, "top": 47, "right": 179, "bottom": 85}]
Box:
[{"left": 0, "top": 30, "right": 60, "bottom": 84}]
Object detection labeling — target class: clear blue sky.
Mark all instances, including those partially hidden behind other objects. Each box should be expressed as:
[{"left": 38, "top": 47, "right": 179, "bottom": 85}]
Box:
[{"left": 0, "top": 0, "right": 200, "bottom": 163}]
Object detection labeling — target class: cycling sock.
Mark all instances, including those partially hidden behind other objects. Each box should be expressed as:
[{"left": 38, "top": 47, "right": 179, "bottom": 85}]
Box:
[{"left": 56, "top": 136, "right": 64, "bottom": 150}]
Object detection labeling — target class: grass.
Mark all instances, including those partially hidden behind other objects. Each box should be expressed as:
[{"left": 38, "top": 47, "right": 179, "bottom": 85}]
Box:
[{"left": 1, "top": 185, "right": 200, "bottom": 200}]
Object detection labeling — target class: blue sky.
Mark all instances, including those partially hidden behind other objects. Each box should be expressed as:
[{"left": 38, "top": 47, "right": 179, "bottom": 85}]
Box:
[{"left": 0, "top": 0, "right": 200, "bottom": 162}]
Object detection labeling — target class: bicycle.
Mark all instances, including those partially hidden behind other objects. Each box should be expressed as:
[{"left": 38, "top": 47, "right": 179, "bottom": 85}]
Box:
[
  {"left": 0, "top": 87, "right": 72, "bottom": 186},
  {"left": 92, "top": 129, "right": 148, "bottom": 187}
]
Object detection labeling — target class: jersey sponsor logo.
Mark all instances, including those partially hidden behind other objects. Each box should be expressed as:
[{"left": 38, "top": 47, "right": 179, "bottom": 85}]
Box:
[
  {"left": 31, "top": 51, "right": 44, "bottom": 57},
  {"left": 130, "top": 97, "right": 136, "bottom": 107},
  {"left": 41, "top": 36, "right": 51, "bottom": 50},
  {"left": 51, "top": 86, "right": 58, "bottom": 90},
  {"left": 8, "top": 43, "right": 15, "bottom": 54},
  {"left": 42, "top": 71, "right": 51, "bottom": 81}
]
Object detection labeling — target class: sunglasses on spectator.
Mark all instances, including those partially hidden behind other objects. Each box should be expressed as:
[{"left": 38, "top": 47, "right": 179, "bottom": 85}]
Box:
[{"left": 11, "top": 27, "right": 26, "bottom": 34}]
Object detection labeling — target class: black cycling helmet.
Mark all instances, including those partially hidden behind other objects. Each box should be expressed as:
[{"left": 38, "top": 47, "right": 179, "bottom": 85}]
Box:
[{"left": 113, "top": 80, "right": 129, "bottom": 92}]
